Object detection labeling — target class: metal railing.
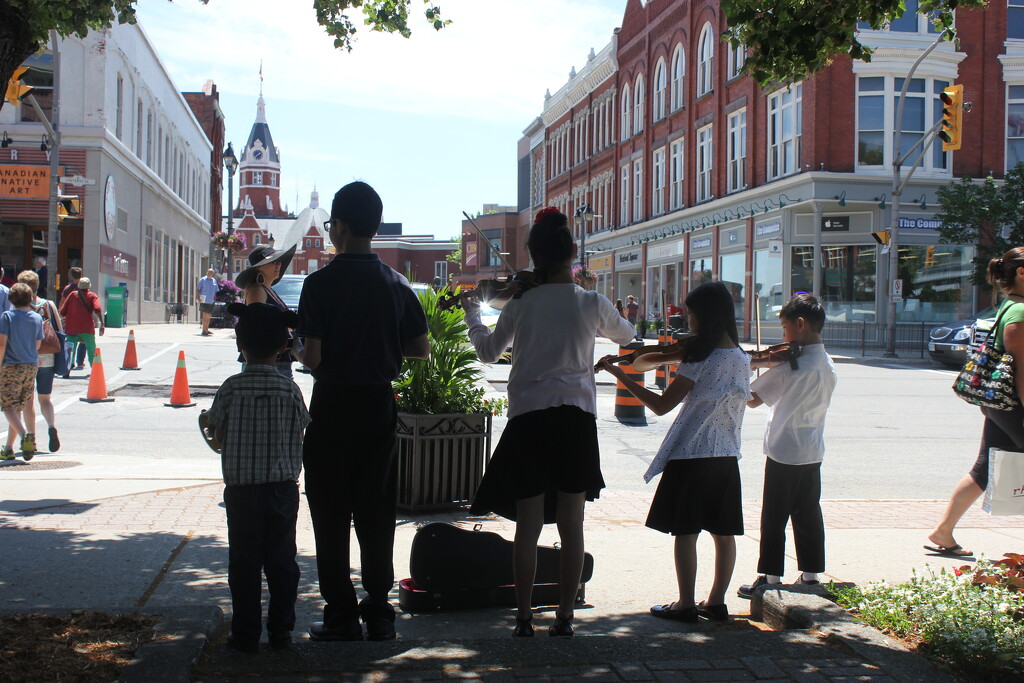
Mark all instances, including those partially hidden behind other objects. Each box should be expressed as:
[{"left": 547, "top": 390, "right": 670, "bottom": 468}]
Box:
[{"left": 820, "top": 321, "right": 929, "bottom": 358}]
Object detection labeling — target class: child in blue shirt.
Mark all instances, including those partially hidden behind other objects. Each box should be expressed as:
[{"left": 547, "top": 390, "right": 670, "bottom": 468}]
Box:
[{"left": 0, "top": 283, "right": 43, "bottom": 460}]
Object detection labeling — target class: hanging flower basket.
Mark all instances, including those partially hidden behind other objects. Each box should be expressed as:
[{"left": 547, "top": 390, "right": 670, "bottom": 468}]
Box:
[
  {"left": 573, "top": 265, "right": 597, "bottom": 288},
  {"left": 211, "top": 232, "right": 248, "bottom": 253}
]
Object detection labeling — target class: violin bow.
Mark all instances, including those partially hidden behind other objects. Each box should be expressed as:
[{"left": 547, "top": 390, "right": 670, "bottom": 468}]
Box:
[
  {"left": 462, "top": 211, "right": 517, "bottom": 274},
  {"left": 754, "top": 292, "right": 763, "bottom": 377}
]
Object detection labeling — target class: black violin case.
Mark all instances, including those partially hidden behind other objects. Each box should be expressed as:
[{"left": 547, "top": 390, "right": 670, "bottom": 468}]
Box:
[{"left": 398, "top": 522, "right": 594, "bottom": 612}]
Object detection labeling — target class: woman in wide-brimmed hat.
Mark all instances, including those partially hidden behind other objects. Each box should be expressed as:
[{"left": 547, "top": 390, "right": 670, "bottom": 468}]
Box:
[{"left": 235, "top": 244, "right": 298, "bottom": 378}]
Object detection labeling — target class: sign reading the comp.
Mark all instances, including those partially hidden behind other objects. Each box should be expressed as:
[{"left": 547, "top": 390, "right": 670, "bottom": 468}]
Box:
[{"left": 0, "top": 165, "right": 49, "bottom": 198}]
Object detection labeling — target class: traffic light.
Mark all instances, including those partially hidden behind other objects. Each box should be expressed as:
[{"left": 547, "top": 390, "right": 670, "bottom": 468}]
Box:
[
  {"left": 57, "top": 195, "right": 81, "bottom": 221},
  {"left": 925, "top": 245, "right": 936, "bottom": 267},
  {"left": 4, "top": 66, "right": 31, "bottom": 108},
  {"left": 871, "top": 230, "right": 891, "bottom": 253},
  {"left": 939, "top": 84, "right": 964, "bottom": 152}
]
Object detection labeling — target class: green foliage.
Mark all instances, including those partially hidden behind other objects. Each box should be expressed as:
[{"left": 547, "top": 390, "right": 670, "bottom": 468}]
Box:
[
  {"left": 445, "top": 237, "right": 462, "bottom": 273},
  {"left": 312, "top": 0, "right": 449, "bottom": 51},
  {"left": 828, "top": 558, "right": 1024, "bottom": 677},
  {"left": 393, "top": 286, "right": 507, "bottom": 416},
  {"left": 722, "top": 0, "right": 988, "bottom": 87},
  {"left": 935, "top": 163, "right": 1024, "bottom": 286}
]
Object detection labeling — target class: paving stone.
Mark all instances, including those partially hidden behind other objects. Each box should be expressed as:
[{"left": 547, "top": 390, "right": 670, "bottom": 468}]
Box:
[
  {"left": 818, "top": 668, "right": 884, "bottom": 677},
  {"left": 709, "top": 660, "right": 744, "bottom": 670},
  {"left": 685, "top": 671, "right": 754, "bottom": 682},
  {"left": 612, "top": 662, "right": 656, "bottom": 681},
  {"left": 653, "top": 672, "right": 690, "bottom": 683},
  {"left": 787, "top": 672, "right": 828, "bottom": 683},
  {"left": 649, "top": 661, "right": 712, "bottom": 671},
  {"left": 738, "top": 657, "right": 786, "bottom": 679},
  {"left": 476, "top": 671, "right": 517, "bottom": 683},
  {"left": 512, "top": 667, "right": 578, "bottom": 677}
]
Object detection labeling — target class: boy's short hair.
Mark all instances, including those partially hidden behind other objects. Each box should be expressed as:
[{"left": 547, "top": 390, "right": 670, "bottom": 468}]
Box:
[
  {"left": 8, "top": 282, "right": 32, "bottom": 307},
  {"left": 780, "top": 293, "right": 826, "bottom": 332},
  {"left": 227, "top": 302, "right": 298, "bottom": 359},
  {"left": 17, "top": 270, "right": 39, "bottom": 294},
  {"left": 331, "top": 181, "right": 383, "bottom": 238},
  {"left": 69, "top": 267, "right": 82, "bottom": 280}
]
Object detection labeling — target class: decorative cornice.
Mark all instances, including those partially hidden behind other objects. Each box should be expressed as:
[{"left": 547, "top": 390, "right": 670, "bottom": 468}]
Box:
[{"left": 542, "top": 39, "right": 618, "bottom": 127}]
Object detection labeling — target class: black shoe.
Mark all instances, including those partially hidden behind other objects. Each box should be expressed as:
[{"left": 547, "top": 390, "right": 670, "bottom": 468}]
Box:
[
  {"left": 308, "top": 620, "right": 363, "bottom": 641},
  {"left": 360, "top": 597, "right": 397, "bottom": 641},
  {"left": 365, "top": 617, "right": 397, "bottom": 641},
  {"left": 513, "top": 615, "right": 534, "bottom": 638},
  {"left": 650, "top": 603, "right": 699, "bottom": 622},
  {"left": 796, "top": 575, "right": 820, "bottom": 586},
  {"left": 696, "top": 601, "right": 729, "bottom": 621},
  {"left": 48, "top": 426, "right": 59, "bottom": 453},
  {"left": 548, "top": 614, "right": 574, "bottom": 637},
  {"left": 268, "top": 630, "right": 292, "bottom": 649},
  {"left": 737, "top": 575, "right": 773, "bottom": 599},
  {"left": 226, "top": 635, "right": 259, "bottom": 653}
]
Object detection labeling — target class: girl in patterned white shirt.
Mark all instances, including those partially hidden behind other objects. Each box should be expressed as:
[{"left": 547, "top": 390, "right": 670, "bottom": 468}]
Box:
[{"left": 599, "top": 281, "right": 751, "bottom": 623}]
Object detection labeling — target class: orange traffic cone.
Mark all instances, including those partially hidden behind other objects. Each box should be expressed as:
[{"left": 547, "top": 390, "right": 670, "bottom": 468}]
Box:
[
  {"left": 79, "top": 347, "right": 115, "bottom": 403},
  {"left": 120, "top": 330, "right": 140, "bottom": 370},
  {"left": 165, "top": 350, "right": 196, "bottom": 407}
]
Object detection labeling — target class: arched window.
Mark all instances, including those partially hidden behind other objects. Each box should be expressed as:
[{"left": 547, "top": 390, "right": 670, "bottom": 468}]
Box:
[
  {"left": 653, "top": 59, "right": 667, "bottom": 121},
  {"left": 697, "top": 23, "right": 714, "bottom": 97},
  {"left": 634, "top": 74, "right": 645, "bottom": 133},
  {"left": 621, "top": 83, "right": 632, "bottom": 139},
  {"left": 671, "top": 44, "right": 685, "bottom": 111}
]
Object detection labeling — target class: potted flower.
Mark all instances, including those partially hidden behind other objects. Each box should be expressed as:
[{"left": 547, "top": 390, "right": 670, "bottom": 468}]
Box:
[
  {"left": 212, "top": 279, "right": 242, "bottom": 328},
  {"left": 210, "top": 232, "right": 248, "bottom": 253},
  {"left": 573, "top": 264, "right": 597, "bottom": 289},
  {"left": 393, "top": 285, "right": 507, "bottom": 512}
]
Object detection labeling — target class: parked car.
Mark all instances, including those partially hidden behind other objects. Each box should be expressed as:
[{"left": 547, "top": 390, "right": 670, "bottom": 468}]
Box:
[
  {"left": 271, "top": 274, "right": 305, "bottom": 311},
  {"left": 928, "top": 307, "right": 996, "bottom": 367}
]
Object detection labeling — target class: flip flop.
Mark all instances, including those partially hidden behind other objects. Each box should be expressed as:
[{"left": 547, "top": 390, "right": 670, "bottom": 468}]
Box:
[{"left": 923, "top": 544, "right": 974, "bottom": 557}]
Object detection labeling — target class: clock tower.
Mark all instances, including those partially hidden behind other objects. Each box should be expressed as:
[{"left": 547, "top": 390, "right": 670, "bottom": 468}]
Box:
[{"left": 234, "top": 94, "right": 289, "bottom": 219}]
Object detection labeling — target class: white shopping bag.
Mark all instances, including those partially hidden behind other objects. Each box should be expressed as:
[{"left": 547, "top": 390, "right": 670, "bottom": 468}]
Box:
[{"left": 983, "top": 448, "right": 1024, "bottom": 516}]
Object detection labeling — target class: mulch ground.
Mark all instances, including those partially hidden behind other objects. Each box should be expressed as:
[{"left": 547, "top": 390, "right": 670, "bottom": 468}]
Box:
[{"left": 0, "top": 611, "right": 159, "bottom": 683}]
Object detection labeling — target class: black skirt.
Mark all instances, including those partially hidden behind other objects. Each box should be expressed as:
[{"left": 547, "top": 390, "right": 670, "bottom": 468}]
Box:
[
  {"left": 645, "top": 457, "right": 744, "bottom": 536},
  {"left": 470, "top": 405, "right": 604, "bottom": 523}
]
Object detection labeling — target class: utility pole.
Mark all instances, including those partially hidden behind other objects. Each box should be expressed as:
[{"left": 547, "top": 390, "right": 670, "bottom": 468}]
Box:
[{"left": 45, "top": 30, "right": 61, "bottom": 298}]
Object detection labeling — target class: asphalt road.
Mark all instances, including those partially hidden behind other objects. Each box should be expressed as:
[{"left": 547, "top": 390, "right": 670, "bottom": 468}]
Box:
[{"left": 2, "top": 324, "right": 981, "bottom": 503}]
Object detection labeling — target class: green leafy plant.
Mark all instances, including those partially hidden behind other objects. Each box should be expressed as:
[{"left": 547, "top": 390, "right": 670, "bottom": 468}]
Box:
[
  {"left": 829, "top": 557, "right": 1024, "bottom": 677},
  {"left": 393, "top": 285, "right": 507, "bottom": 416}
]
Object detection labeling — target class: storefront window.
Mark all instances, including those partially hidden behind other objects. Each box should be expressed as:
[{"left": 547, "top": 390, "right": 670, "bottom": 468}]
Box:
[
  {"left": 754, "top": 249, "right": 784, "bottom": 320},
  {"left": 896, "top": 244, "right": 975, "bottom": 321},
  {"left": 792, "top": 245, "right": 877, "bottom": 322},
  {"left": 664, "top": 264, "right": 678, "bottom": 312},
  {"left": 690, "top": 258, "right": 712, "bottom": 291},
  {"left": 719, "top": 252, "right": 745, "bottom": 322},
  {"left": 647, "top": 267, "right": 662, "bottom": 321}
]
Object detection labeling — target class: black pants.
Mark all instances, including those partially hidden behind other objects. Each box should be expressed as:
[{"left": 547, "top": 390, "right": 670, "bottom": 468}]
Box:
[
  {"left": 303, "top": 382, "right": 398, "bottom": 627},
  {"left": 224, "top": 480, "right": 300, "bottom": 644},
  {"left": 757, "top": 458, "right": 825, "bottom": 577}
]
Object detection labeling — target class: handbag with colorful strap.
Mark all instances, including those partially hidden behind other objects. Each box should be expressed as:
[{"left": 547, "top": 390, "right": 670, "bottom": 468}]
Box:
[{"left": 953, "top": 303, "right": 1021, "bottom": 411}]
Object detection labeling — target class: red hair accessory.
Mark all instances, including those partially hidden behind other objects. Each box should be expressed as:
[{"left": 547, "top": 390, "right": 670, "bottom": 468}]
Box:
[{"left": 535, "top": 207, "right": 559, "bottom": 224}]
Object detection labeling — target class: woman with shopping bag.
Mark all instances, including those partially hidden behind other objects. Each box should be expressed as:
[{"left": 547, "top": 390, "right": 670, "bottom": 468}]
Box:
[{"left": 928, "top": 247, "right": 1024, "bottom": 556}]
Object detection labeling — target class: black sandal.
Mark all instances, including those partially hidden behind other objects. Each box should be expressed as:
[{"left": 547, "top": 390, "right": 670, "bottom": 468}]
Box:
[
  {"left": 548, "top": 613, "right": 574, "bottom": 637},
  {"left": 513, "top": 615, "right": 534, "bottom": 638}
]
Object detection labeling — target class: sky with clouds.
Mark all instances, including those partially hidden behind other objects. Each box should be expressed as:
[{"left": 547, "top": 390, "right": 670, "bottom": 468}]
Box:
[{"left": 135, "top": 0, "right": 626, "bottom": 239}]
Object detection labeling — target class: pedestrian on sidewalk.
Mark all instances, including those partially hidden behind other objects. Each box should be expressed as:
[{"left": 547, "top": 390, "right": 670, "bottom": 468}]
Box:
[
  {"left": 297, "top": 181, "right": 429, "bottom": 642},
  {"left": 464, "top": 207, "right": 636, "bottom": 638},
  {"left": 0, "top": 267, "right": 11, "bottom": 313},
  {"left": 236, "top": 244, "right": 298, "bottom": 379},
  {"left": 598, "top": 281, "right": 750, "bottom": 623},
  {"left": 928, "top": 248, "right": 1024, "bottom": 558},
  {"left": 59, "top": 277, "right": 104, "bottom": 371},
  {"left": 0, "top": 283, "right": 43, "bottom": 461},
  {"left": 59, "top": 267, "right": 87, "bottom": 370},
  {"left": 204, "top": 301, "right": 311, "bottom": 653},
  {"left": 17, "top": 270, "right": 63, "bottom": 453},
  {"left": 737, "top": 294, "right": 837, "bottom": 599},
  {"left": 196, "top": 268, "right": 220, "bottom": 336}
]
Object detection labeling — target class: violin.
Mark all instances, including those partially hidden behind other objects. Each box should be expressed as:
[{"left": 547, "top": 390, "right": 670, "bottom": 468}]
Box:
[
  {"left": 437, "top": 270, "right": 540, "bottom": 312},
  {"left": 595, "top": 339, "right": 801, "bottom": 373}
]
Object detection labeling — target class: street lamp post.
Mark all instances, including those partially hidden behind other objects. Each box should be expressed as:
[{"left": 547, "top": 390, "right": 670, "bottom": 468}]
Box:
[
  {"left": 222, "top": 142, "right": 238, "bottom": 281},
  {"left": 574, "top": 203, "right": 595, "bottom": 272}
]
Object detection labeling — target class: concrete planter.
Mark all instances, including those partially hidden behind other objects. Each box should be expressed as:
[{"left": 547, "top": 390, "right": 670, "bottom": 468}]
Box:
[{"left": 396, "top": 412, "right": 492, "bottom": 513}]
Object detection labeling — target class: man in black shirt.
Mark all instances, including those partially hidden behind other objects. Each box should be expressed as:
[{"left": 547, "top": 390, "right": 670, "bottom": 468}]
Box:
[{"left": 297, "top": 181, "right": 429, "bottom": 642}]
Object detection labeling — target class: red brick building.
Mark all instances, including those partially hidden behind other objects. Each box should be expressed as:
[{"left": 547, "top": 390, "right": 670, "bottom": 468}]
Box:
[
  {"left": 461, "top": 0, "right": 1017, "bottom": 340},
  {"left": 182, "top": 80, "right": 225, "bottom": 265}
]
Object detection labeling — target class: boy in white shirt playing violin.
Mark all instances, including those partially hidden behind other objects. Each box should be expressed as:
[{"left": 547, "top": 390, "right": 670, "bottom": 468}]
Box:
[{"left": 737, "top": 294, "right": 838, "bottom": 598}]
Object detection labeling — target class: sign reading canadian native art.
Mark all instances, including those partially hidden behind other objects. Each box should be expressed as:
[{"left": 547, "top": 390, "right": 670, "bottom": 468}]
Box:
[{"left": 0, "top": 165, "right": 50, "bottom": 198}]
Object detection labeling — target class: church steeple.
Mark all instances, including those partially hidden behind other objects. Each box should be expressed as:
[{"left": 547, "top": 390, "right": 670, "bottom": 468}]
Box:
[{"left": 235, "top": 93, "right": 288, "bottom": 218}]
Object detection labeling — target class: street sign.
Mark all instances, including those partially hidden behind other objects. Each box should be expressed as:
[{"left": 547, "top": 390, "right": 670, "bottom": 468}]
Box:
[
  {"left": 891, "top": 278, "right": 903, "bottom": 303},
  {"left": 60, "top": 175, "right": 95, "bottom": 186}
]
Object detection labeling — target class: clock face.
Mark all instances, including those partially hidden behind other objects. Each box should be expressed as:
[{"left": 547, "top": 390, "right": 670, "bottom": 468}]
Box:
[
  {"left": 103, "top": 176, "right": 116, "bottom": 241},
  {"left": 252, "top": 148, "right": 264, "bottom": 160}
]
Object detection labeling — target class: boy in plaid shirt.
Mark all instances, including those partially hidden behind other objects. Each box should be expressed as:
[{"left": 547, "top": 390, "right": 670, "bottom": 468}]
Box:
[{"left": 206, "top": 302, "right": 311, "bottom": 653}]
